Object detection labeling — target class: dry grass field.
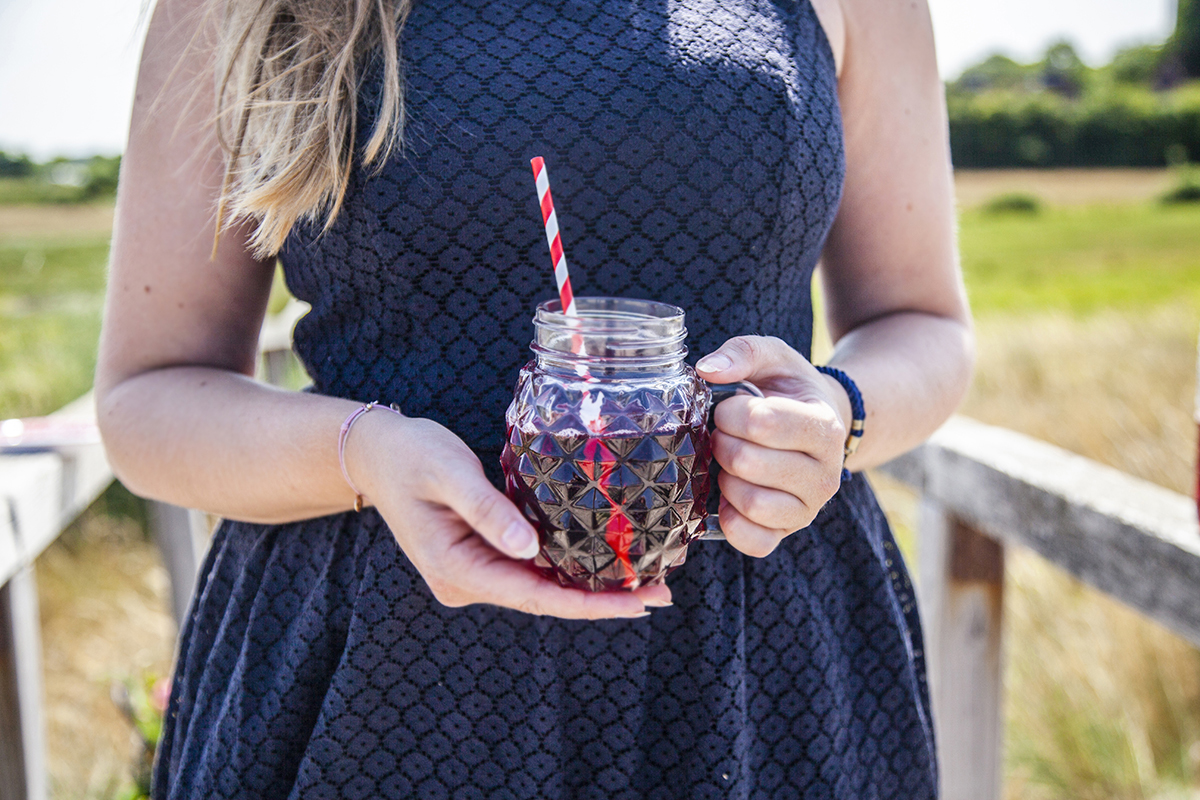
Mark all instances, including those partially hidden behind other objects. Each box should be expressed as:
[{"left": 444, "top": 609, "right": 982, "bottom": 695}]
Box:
[
  {"left": 872, "top": 303, "right": 1200, "bottom": 800},
  {"left": 38, "top": 509, "right": 175, "bottom": 800},
  {"left": 954, "top": 169, "right": 1178, "bottom": 209},
  {"left": 0, "top": 205, "right": 114, "bottom": 239},
  {"left": 887, "top": 168, "right": 1200, "bottom": 799},
  {"left": 6, "top": 167, "right": 1199, "bottom": 797},
  {"left": 971, "top": 305, "right": 1200, "bottom": 800}
]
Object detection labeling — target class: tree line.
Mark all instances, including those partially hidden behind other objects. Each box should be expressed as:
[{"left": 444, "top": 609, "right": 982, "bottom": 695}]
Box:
[{"left": 947, "top": 1, "right": 1200, "bottom": 168}]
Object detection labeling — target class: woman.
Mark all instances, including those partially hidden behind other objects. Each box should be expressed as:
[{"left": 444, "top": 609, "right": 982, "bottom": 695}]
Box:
[{"left": 97, "top": 0, "right": 972, "bottom": 794}]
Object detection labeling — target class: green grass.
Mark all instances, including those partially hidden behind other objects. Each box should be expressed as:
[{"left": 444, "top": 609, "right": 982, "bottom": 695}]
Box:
[
  {"left": 0, "top": 223, "right": 299, "bottom": 418},
  {"left": 0, "top": 238, "right": 111, "bottom": 296},
  {"left": 0, "top": 232, "right": 111, "bottom": 418},
  {"left": 0, "top": 177, "right": 112, "bottom": 205},
  {"left": 4, "top": 194, "right": 1198, "bottom": 422},
  {"left": 959, "top": 202, "right": 1200, "bottom": 315},
  {"left": 0, "top": 311, "right": 103, "bottom": 420}
]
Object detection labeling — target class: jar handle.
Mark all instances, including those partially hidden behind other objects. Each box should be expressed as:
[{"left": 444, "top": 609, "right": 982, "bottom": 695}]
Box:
[{"left": 693, "top": 379, "right": 763, "bottom": 542}]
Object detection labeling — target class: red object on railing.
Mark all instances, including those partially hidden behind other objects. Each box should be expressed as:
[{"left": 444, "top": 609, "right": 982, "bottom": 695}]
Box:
[{"left": 0, "top": 416, "right": 100, "bottom": 453}]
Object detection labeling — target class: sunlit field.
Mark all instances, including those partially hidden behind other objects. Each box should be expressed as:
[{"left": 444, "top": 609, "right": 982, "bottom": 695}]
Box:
[{"left": 891, "top": 170, "right": 1200, "bottom": 800}]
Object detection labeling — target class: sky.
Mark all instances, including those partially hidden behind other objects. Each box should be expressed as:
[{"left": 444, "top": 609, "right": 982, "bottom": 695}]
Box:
[{"left": 0, "top": 0, "right": 1179, "bottom": 160}]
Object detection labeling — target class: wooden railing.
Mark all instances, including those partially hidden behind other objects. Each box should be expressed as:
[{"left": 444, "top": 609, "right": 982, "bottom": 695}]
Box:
[
  {"left": 0, "top": 300, "right": 307, "bottom": 800},
  {"left": 0, "top": 394, "right": 113, "bottom": 800},
  {"left": 1, "top": 301, "right": 1197, "bottom": 800},
  {"left": 880, "top": 416, "right": 1200, "bottom": 799}
]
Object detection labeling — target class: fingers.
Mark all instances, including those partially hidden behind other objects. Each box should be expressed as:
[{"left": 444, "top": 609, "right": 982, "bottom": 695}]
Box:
[
  {"left": 717, "top": 471, "right": 811, "bottom": 531},
  {"left": 711, "top": 429, "right": 837, "bottom": 497},
  {"left": 427, "top": 457, "right": 541, "bottom": 561},
  {"left": 697, "top": 337, "right": 851, "bottom": 434},
  {"left": 716, "top": 498, "right": 790, "bottom": 559},
  {"left": 696, "top": 335, "right": 810, "bottom": 390},
  {"left": 373, "top": 416, "right": 677, "bottom": 619},
  {"left": 711, "top": 429, "right": 842, "bottom": 552},
  {"left": 713, "top": 394, "right": 844, "bottom": 458},
  {"left": 633, "top": 583, "right": 675, "bottom": 607},
  {"left": 422, "top": 532, "right": 671, "bottom": 620},
  {"left": 694, "top": 335, "right": 847, "bottom": 559}
]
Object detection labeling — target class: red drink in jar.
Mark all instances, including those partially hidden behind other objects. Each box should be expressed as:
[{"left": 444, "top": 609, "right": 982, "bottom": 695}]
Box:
[{"left": 501, "top": 297, "right": 758, "bottom": 591}]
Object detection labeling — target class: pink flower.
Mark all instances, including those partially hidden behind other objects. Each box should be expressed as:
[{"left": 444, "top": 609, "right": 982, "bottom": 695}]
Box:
[{"left": 151, "top": 677, "right": 171, "bottom": 714}]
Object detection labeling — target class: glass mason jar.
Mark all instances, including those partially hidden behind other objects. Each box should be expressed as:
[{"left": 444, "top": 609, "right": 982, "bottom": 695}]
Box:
[{"left": 500, "top": 297, "right": 759, "bottom": 592}]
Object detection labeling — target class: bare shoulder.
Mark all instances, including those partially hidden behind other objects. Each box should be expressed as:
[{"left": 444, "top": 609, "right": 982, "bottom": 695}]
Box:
[
  {"left": 97, "top": 0, "right": 273, "bottom": 397},
  {"left": 141, "top": 0, "right": 216, "bottom": 63},
  {"left": 817, "top": 0, "right": 963, "bottom": 335},
  {"left": 808, "top": 0, "right": 845, "bottom": 76},
  {"left": 836, "top": 0, "right": 939, "bottom": 74}
]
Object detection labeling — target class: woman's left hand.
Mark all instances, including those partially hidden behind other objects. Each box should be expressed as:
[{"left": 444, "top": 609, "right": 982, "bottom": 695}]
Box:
[{"left": 696, "top": 335, "right": 851, "bottom": 558}]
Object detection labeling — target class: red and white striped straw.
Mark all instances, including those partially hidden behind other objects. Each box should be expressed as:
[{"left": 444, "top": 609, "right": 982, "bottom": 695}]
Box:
[
  {"left": 530, "top": 157, "right": 596, "bottom": 396},
  {"left": 531, "top": 157, "right": 576, "bottom": 317}
]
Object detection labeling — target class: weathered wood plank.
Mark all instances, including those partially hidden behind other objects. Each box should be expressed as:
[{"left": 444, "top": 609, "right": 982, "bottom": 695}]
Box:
[
  {"left": 0, "top": 574, "right": 27, "bottom": 800},
  {"left": 0, "top": 394, "right": 114, "bottom": 585},
  {"left": 258, "top": 298, "right": 308, "bottom": 357},
  {"left": 148, "top": 502, "right": 213, "bottom": 627},
  {"left": 261, "top": 349, "right": 291, "bottom": 388},
  {"left": 0, "top": 567, "right": 46, "bottom": 800},
  {"left": 0, "top": 496, "right": 18, "bottom": 590},
  {"left": 48, "top": 394, "right": 113, "bottom": 529},
  {"left": 918, "top": 500, "right": 1004, "bottom": 800},
  {"left": 0, "top": 455, "right": 60, "bottom": 589},
  {"left": 0, "top": 307, "right": 300, "bottom": 796},
  {"left": 883, "top": 416, "right": 1200, "bottom": 646}
]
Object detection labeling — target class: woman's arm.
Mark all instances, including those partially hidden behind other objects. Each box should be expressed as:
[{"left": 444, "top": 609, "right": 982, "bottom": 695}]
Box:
[
  {"left": 818, "top": 0, "right": 973, "bottom": 468},
  {"left": 96, "top": 0, "right": 668, "bottom": 617},
  {"left": 97, "top": 0, "right": 348, "bottom": 523},
  {"left": 697, "top": 0, "right": 973, "bottom": 556}
]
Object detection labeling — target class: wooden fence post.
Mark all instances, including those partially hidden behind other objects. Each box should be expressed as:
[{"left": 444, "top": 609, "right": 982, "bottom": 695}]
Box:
[
  {"left": 0, "top": 566, "right": 46, "bottom": 800},
  {"left": 919, "top": 497, "right": 1005, "bottom": 800},
  {"left": 148, "top": 503, "right": 209, "bottom": 628},
  {"left": 262, "top": 349, "right": 290, "bottom": 389}
]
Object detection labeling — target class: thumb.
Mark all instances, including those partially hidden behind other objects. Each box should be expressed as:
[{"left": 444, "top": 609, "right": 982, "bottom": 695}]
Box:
[
  {"left": 437, "top": 468, "right": 540, "bottom": 561},
  {"left": 696, "top": 335, "right": 807, "bottom": 386}
]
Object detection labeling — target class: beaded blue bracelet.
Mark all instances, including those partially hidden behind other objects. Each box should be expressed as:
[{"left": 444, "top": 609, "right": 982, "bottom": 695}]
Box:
[{"left": 815, "top": 365, "right": 865, "bottom": 481}]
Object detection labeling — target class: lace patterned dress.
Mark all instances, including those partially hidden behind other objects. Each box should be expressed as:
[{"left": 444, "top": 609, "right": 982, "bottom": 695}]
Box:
[{"left": 153, "top": 0, "right": 938, "bottom": 795}]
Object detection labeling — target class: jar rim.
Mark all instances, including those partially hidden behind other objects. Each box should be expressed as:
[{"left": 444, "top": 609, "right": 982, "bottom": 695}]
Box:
[
  {"left": 532, "top": 296, "right": 688, "bottom": 362},
  {"left": 535, "top": 296, "right": 685, "bottom": 329}
]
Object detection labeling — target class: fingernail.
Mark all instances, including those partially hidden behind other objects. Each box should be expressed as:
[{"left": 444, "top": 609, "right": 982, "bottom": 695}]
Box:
[
  {"left": 618, "top": 610, "right": 652, "bottom": 619},
  {"left": 502, "top": 522, "right": 539, "bottom": 560},
  {"left": 644, "top": 599, "right": 673, "bottom": 607},
  {"left": 696, "top": 353, "right": 732, "bottom": 373}
]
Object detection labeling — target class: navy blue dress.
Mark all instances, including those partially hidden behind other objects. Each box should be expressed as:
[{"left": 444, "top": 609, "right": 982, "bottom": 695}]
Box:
[{"left": 153, "top": 0, "right": 938, "bottom": 795}]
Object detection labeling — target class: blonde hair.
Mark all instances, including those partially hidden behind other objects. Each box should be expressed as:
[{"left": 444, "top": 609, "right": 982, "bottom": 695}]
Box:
[{"left": 209, "top": 0, "right": 410, "bottom": 257}]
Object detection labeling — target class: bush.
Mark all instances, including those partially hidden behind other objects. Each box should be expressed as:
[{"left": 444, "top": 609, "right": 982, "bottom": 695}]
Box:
[
  {"left": 0, "top": 151, "right": 33, "bottom": 178},
  {"left": 0, "top": 155, "right": 121, "bottom": 205},
  {"left": 1161, "top": 168, "right": 1200, "bottom": 203},
  {"left": 948, "top": 84, "right": 1200, "bottom": 168},
  {"left": 1162, "top": 183, "right": 1200, "bottom": 202},
  {"left": 983, "top": 192, "right": 1042, "bottom": 214},
  {"left": 952, "top": 54, "right": 1038, "bottom": 94},
  {"left": 81, "top": 155, "right": 120, "bottom": 200},
  {"left": 1107, "top": 43, "right": 1166, "bottom": 86}
]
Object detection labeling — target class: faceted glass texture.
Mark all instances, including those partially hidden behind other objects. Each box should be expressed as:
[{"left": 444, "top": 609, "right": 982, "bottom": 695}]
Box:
[{"left": 501, "top": 362, "right": 713, "bottom": 591}]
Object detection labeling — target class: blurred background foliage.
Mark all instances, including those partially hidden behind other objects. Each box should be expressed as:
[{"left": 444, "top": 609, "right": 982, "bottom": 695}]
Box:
[
  {"left": 0, "top": 152, "right": 121, "bottom": 204},
  {"left": 946, "top": 0, "right": 1200, "bottom": 168}
]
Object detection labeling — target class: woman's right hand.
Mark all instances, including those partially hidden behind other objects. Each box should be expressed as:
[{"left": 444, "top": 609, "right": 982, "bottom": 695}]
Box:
[{"left": 344, "top": 409, "right": 671, "bottom": 619}]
